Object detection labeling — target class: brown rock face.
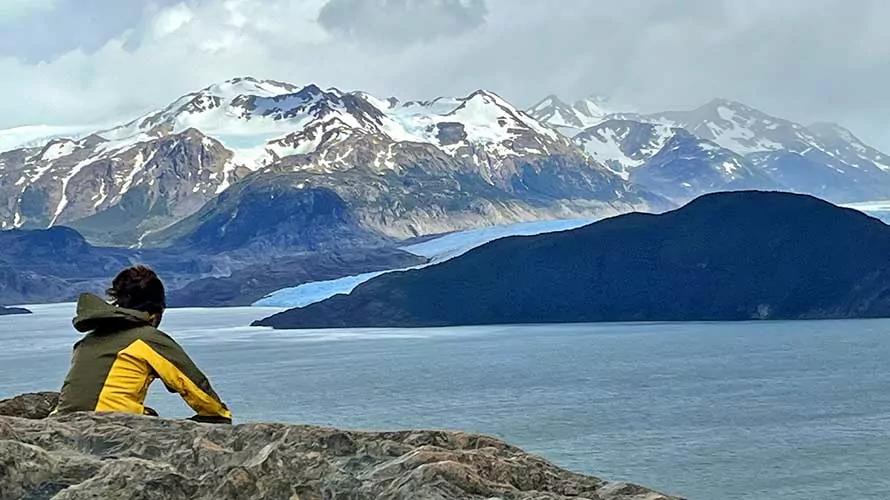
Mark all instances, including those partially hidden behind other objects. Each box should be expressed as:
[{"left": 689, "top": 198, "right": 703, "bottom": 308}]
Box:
[
  {"left": 0, "top": 392, "right": 59, "bottom": 419},
  {"left": 0, "top": 394, "right": 682, "bottom": 500},
  {"left": 0, "top": 130, "right": 248, "bottom": 245}
]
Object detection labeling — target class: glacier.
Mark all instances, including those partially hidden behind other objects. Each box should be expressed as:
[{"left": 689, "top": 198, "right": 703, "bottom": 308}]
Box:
[{"left": 252, "top": 217, "right": 594, "bottom": 308}]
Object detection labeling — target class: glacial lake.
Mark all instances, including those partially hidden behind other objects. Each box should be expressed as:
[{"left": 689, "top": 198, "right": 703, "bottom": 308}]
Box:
[{"left": 3, "top": 303, "right": 890, "bottom": 500}]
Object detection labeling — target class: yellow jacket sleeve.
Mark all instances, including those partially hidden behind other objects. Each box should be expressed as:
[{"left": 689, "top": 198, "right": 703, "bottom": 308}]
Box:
[{"left": 138, "top": 333, "right": 232, "bottom": 421}]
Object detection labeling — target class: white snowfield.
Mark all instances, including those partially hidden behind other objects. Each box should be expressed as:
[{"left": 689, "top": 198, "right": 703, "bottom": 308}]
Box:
[
  {"left": 527, "top": 94, "right": 622, "bottom": 136},
  {"left": 0, "top": 124, "right": 101, "bottom": 153},
  {"left": 252, "top": 217, "right": 594, "bottom": 308},
  {"left": 3, "top": 79, "right": 562, "bottom": 172},
  {"left": 575, "top": 122, "right": 675, "bottom": 180}
]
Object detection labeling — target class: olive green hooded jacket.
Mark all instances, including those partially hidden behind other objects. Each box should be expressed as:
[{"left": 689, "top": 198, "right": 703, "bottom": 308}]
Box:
[{"left": 53, "top": 293, "right": 231, "bottom": 421}]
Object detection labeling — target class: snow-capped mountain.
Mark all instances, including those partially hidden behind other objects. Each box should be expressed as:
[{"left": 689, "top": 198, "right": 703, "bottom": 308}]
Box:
[
  {"left": 573, "top": 120, "right": 779, "bottom": 200},
  {"left": 619, "top": 99, "right": 890, "bottom": 202},
  {"left": 96, "top": 77, "right": 572, "bottom": 173},
  {"left": 0, "top": 78, "right": 662, "bottom": 248},
  {"left": 806, "top": 122, "right": 890, "bottom": 173},
  {"left": 573, "top": 120, "right": 675, "bottom": 179},
  {"left": 6, "top": 77, "right": 890, "bottom": 251},
  {"left": 527, "top": 94, "right": 619, "bottom": 137},
  {"left": 0, "top": 129, "right": 250, "bottom": 245},
  {"left": 621, "top": 99, "right": 846, "bottom": 155},
  {"left": 0, "top": 124, "right": 102, "bottom": 153},
  {"left": 631, "top": 129, "right": 779, "bottom": 200},
  {"left": 151, "top": 87, "right": 663, "bottom": 253}
]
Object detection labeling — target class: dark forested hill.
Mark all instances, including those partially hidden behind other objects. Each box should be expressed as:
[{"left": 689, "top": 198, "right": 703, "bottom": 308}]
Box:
[{"left": 255, "top": 191, "right": 890, "bottom": 328}]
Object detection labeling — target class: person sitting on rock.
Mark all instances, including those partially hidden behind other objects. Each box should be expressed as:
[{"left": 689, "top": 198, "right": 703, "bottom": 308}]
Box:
[{"left": 52, "top": 265, "right": 232, "bottom": 424}]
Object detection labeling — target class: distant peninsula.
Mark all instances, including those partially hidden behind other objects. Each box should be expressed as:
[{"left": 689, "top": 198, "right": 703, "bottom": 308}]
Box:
[
  {"left": 0, "top": 305, "right": 31, "bottom": 316},
  {"left": 254, "top": 191, "right": 890, "bottom": 329}
]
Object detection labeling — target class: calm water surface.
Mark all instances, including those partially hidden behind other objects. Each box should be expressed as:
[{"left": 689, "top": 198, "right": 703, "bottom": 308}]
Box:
[{"left": 2, "top": 303, "right": 890, "bottom": 500}]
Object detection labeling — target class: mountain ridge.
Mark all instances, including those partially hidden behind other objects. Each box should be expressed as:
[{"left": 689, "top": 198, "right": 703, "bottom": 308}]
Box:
[
  {"left": 536, "top": 96, "right": 890, "bottom": 203},
  {"left": 4, "top": 79, "right": 890, "bottom": 253},
  {"left": 0, "top": 78, "right": 663, "bottom": 249}
]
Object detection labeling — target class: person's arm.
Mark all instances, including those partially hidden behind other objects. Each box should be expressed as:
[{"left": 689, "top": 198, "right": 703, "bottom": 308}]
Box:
[{"left": 136, "top": 332, "right": 232, "bottom": 423}]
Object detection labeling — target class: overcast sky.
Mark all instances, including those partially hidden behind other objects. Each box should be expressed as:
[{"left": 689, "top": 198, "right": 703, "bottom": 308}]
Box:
[{"left": 0, "top": 0, "right": 888, "bottom": 148}]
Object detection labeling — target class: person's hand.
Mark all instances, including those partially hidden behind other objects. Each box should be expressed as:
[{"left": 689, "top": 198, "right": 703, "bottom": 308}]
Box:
[
  {"left": 188, "top": 414, "right": 232, "bottom": 424},
  {"left": 143, "top": 407, "right": 159, "bottom": 417}
]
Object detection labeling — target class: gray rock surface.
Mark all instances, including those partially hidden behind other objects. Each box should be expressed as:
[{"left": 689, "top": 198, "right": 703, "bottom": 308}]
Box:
[{"left": 0, "top": 393, "right": 682, "bottom": 500}]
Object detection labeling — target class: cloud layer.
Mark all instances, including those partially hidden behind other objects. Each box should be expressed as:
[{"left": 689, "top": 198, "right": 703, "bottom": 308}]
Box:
[{"left": 0, "top": 0, "right": 887, "bottom": 148}]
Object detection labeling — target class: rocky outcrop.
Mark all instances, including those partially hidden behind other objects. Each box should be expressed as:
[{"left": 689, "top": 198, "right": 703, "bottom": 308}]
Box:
[
  {"left": 0, "top": 393, "right": 682, "bottom": 500},
  {"left": 0, "top": 392, "right": 59, "bottom": 419}
]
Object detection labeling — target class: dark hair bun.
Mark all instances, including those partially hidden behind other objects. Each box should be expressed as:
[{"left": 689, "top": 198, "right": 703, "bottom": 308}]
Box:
[{"left": 107, "top": 265, "right": 166, "bottom": 314}]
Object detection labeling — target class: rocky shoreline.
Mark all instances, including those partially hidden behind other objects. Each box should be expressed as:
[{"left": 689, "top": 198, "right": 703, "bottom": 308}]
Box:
[{"left": 0, "top": 393, "right": 682, "bottom": 500}]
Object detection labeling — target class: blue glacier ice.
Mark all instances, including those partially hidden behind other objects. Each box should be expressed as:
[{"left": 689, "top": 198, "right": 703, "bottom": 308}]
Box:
[{"left": 252, "top": 217, "right": 595, "bottom": 308}]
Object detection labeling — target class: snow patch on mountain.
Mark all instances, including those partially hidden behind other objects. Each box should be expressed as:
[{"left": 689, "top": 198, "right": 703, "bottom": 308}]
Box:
[
  {"left": 0, "top": 124, "right": 101, "bottom": 154},
  {"left": 528, "top": 94, "right": 625, "bottom": 137},
  {"left": 85, "top": 79, "right": 561, "bottom": 176},
  {"left": 703, "top": 104, "right": 785, "bottom": 154},
  {"left": 573, "top": 120, "right": 675, "bottom": 179},
  {"left": 381, "top": 90, "right": 558, "bottom": 152},
  {"left": 579, "top": 128, "right": 639, "bottom": 179},
  {"left": 118, "top": 149, "right": 155, "bottom": 199},
  {"left": 201, "top": 77, "right": 299, "bottom": 100},
  {"left": 573, "top": 95, "right": 613, "bottom": 122},
  {"left": 50, "top": 156, "right": 95, "bottom": 225},
  {"left": 40, "top": 140, "right": 78, "bottom": 162},
  {"left": 95, "top": 79, "right": 314, "bottom": 168}
]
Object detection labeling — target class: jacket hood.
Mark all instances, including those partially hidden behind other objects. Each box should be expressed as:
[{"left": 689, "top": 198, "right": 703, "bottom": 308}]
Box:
[{"left": 72, "top": 293, "right": 154, "bottom": 333}]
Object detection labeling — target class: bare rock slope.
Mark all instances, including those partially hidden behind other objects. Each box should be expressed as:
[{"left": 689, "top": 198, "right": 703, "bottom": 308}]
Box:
[{"left": 0, "top": 393, "right": 681, "bottom": 500}]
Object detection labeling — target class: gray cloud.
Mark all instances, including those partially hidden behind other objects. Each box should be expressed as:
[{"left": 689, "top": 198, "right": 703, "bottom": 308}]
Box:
[
  {"left": 351, "top": 0, "right": 890, "bottom": 147},
  {"left": 0, "top": 0, "right": 888, "bottom": 150},
  {"left": 318, "top": 0, "right": 487, "bottom": 45},
  {"left": 0, "top": 0, "right": 183, "bottom": 63}
]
